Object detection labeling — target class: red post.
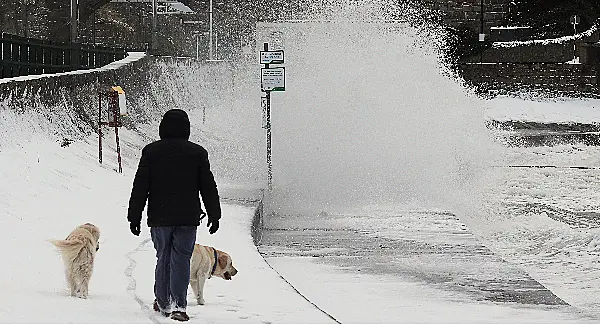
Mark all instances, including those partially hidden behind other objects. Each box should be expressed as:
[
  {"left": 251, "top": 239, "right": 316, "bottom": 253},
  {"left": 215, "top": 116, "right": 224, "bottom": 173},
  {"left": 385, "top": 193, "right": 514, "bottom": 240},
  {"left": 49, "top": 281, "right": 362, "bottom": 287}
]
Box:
[
  {"left": 112, "top": 92, "right": 123, "bottom": 173},
  {"left": 99, "top": 87, "right": 124, "bottom": 173}
]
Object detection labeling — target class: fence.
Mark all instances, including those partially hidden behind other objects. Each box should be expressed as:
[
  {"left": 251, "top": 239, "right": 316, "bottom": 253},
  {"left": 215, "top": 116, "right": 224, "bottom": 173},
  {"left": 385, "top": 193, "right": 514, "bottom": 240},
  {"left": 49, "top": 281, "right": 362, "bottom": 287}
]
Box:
[{"left": 0, "top": 33, "right": 127, "bottom": 79}]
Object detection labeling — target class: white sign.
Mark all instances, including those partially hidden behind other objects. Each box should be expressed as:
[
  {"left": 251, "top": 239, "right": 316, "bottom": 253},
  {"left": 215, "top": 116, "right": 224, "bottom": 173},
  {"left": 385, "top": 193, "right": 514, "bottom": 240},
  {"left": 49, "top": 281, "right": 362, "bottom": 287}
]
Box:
[
  {"left": 261, "top": 67, "right": 285, "bottom": 91},
  {"left": 571, "top": 15, "right": 580, "bottom": 25},
  {"left": 118, "top": 93, "right": 127, "bottom": 116},
  {"left": 260, "top": 50, "right": 285, "bottom": 64}
]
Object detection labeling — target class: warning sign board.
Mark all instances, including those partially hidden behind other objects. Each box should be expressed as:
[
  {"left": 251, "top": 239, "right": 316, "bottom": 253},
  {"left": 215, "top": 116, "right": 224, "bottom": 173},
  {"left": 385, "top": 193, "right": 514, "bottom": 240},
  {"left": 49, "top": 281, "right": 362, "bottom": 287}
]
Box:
[{"left": 261, "top": 67, "right": 285, "bottom": 92}]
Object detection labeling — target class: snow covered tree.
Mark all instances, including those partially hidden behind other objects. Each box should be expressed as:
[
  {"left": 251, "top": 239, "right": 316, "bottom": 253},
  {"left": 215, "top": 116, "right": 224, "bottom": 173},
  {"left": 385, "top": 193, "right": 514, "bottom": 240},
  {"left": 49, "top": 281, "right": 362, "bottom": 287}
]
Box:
[{"left": 506, "top": 0, "right": 600, "bottom": 38}]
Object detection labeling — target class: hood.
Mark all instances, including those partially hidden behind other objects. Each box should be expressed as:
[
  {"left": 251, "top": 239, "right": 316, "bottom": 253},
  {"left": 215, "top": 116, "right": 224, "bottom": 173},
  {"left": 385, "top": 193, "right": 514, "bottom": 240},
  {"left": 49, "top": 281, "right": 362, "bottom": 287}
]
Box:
[{"left": 159, "top": 109, "right": 190, "bottom": 140}]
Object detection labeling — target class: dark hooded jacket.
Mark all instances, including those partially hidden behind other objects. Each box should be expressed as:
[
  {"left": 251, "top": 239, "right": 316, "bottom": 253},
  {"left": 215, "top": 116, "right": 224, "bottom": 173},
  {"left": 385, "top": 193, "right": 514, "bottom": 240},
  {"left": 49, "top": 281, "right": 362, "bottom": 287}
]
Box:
[{"left": 127, "top": 109, "right": 221, "bottom": 227}]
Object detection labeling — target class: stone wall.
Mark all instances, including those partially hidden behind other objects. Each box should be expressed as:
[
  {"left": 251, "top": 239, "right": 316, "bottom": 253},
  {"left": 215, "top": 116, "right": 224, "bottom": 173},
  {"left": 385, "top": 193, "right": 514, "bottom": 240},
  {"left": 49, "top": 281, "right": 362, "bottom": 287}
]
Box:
[
  {"left": 460, "top": 63, "right": 599, "bottom": 97},
  {"left": 0, "top": 56, "right": 261, "bottom": 182},
  {"left": 0, "top": 55, "right": 154, "bottom": 139}
]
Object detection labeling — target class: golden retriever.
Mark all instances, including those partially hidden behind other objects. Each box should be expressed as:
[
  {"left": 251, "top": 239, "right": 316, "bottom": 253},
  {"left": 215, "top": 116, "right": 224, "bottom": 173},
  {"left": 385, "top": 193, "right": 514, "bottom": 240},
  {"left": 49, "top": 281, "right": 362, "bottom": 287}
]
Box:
[
  {"left": 190, "top": 244, "right": 237, "bottom": 305},
  {"left": 50, "top": 223, "right": 100, "bottom": 299}
]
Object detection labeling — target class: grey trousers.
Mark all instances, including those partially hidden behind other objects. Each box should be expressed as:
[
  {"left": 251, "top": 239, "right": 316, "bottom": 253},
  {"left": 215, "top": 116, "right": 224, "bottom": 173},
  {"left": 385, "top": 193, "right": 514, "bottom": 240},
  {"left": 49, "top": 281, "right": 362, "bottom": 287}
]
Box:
[{"left": 151, "top": 226, "right": 197, "bottom": 312}]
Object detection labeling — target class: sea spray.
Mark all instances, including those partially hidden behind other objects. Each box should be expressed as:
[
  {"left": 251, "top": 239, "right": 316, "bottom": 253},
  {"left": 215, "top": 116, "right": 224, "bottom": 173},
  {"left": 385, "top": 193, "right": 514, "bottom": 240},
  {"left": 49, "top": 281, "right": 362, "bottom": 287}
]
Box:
[{"left": 256, "top": 0, "right": 503, "bottom": 216}]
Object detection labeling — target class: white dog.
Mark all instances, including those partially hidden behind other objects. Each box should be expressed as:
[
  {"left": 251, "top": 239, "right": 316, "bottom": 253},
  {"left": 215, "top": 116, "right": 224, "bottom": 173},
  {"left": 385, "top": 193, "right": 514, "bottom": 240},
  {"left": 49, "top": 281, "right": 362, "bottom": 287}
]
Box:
[
  {"left": 190, "top": 244, "right": 238, "bottom": 305},
  {"left": 50, "top": 223, "right": 100, "bottom": 299}
]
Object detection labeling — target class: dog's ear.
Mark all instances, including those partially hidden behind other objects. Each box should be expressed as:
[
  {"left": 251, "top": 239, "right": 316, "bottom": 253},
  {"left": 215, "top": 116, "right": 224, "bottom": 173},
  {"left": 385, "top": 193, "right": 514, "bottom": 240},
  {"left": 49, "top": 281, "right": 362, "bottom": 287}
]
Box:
[{"left": 218, "top": 254, "right": 228, "bottom": 270}]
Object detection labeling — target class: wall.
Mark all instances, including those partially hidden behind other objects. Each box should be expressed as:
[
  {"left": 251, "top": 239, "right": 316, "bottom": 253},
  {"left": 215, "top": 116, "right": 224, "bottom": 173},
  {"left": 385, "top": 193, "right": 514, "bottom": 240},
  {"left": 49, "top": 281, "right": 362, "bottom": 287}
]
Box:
[
  {"left": 460, "top": 62, "right": 599, "bottom": 97},
  {"left": 0, "top": 55, "right": 264, "bottom": 184},
  {"left": 467, "top": 43, "right": 574, "bottom": 63},
  {"left": 424, "top": 0, "right": 512, "bottom": 34}
]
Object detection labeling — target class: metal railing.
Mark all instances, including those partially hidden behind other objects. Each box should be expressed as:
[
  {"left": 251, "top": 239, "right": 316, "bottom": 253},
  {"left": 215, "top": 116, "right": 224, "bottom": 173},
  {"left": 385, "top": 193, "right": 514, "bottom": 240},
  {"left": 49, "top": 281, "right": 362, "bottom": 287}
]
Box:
[{"left": 0, "top": 33, "right": 127, "bottom": 79}]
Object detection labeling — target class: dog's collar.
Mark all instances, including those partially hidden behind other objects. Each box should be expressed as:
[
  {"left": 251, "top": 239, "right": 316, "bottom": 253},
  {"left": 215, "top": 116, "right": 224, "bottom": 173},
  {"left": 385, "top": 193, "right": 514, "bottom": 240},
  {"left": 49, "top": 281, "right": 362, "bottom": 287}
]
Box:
[{"left": 209, "top": 247, "right": 218, "bottom": 279}]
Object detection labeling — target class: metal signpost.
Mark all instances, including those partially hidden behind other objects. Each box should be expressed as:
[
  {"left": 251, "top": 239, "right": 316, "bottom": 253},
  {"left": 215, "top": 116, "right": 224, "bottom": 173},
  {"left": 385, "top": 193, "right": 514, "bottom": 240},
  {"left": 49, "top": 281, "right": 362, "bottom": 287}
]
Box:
[
  {"left": 70, "top": 0, "right": 78, "bottom": 43},
  {"left": 98, "top": 86, "right": 127, "bottom": 173},
  {"left": 152, "top": 0, "right": 158, "bottom": 54},
  {"left": 260, "top": 42, "right": 285, "bottom": 191}
]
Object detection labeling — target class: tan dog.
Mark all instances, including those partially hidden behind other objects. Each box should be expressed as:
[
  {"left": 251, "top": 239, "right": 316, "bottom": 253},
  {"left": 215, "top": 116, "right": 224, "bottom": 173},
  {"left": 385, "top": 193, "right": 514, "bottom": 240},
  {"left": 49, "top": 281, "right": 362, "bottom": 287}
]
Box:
[
  {"left": 190, "top": 244, "right": 237, "bottom": 305},
  {"left": 50, "top": 223, "right": 100, "bottom": 299}
]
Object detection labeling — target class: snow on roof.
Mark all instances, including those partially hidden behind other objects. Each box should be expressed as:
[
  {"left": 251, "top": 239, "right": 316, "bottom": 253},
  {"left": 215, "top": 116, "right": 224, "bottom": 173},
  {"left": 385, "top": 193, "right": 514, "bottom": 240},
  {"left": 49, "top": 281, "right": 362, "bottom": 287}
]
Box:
[
  {"left": 490, "top": 26, "right": 532, "bottom": 30},
  {"left": 492, "top": 25, "right": 598, "bottom": 48},
  {"left": 167, "top": 2, "right": 194, "bottom": 13}
]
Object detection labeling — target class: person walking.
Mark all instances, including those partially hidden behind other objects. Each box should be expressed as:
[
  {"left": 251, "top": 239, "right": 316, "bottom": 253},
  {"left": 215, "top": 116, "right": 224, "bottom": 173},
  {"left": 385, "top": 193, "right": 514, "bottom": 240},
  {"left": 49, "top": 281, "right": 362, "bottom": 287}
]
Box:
[{"left": 127, "top": 109, "right": 221, "bottom": 322}]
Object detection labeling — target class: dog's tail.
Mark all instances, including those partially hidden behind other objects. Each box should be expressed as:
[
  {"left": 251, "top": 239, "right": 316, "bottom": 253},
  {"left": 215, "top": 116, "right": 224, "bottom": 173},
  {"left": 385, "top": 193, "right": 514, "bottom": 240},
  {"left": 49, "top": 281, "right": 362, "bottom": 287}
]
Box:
[{"left": 49, "top": 239, "right": 84, "bottom": 251}]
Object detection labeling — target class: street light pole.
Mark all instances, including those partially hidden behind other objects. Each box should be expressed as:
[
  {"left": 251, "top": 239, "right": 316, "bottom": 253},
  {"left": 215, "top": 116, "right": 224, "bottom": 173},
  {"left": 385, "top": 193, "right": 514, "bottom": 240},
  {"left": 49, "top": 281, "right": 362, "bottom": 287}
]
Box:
[
  {"left": 208, "top": 0, "right": 213, "bottom": 60},
  {"left": 92, "top": 11, "right": 96, "bottom": 45},
  {"left": 151, "top": 0, "right": 158, "bottom": 54},
  {"left": 571, "top": 15, "right": 580, "bottom": 62},
  {"left": 480, "top": 0, "right": 484, "bottom": 36},
  {"left": 479, "top": 0, "right": 485, "bottom": 63},
  {"left": 70, "top": 0, "right": 78, "bottom": 42},
  {"left": 195, "top": 33, "right": 200, "bottom": 60}
]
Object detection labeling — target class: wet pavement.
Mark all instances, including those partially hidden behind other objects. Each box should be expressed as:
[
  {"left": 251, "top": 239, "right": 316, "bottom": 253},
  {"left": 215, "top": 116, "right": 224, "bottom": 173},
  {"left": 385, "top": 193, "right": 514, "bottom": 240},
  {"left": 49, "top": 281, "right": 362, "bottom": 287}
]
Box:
[
  {"left": 258, "top": 210, "right": 570, "bottom": 306},
  {"left": 493, "top": 121, "right": 600, "bottom": 147},
  {"left": 255, "top": 122, "right": 600, "bottom": 319}
]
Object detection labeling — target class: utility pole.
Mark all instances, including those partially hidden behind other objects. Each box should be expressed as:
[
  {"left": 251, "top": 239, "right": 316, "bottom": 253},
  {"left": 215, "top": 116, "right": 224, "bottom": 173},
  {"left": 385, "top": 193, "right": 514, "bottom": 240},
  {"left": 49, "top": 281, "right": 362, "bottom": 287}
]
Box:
[
  {"left": 151, "top": 0, "right": 158, "bottom": 54},
  {"left": 571, "top": 15, "right": 580, "bottom": 62},
  {"left": 480, "top": 0, "right": 484, "bottom": 37},
  {"left": 479, "top": 0, "right": 485, "bottom": 63},
  {"left": 70, "top": 0, "right": 78, "bottom": 43},
  {"left": 21, "top": 0, "right": 28, "bottom": 38},
  {"left": 195, "top": 33, "right": 200, "bottom": 60},
  {"left": 208, "top": 0, "right": 213, "bottom": 60},
  {"left": 92, "top": 11, "right": 96, "bottom": 45}
]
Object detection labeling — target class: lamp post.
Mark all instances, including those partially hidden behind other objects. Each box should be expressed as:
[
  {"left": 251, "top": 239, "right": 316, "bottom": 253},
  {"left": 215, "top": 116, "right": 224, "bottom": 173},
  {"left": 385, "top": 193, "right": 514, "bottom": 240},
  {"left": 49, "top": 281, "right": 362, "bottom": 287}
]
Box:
[
  {"left": 151, "top": 0, "right": 158, "bottom": 54},
  {"left": 480, "top": 0, "right": 484, "bottom": 36},
  {"left": 70, "top": 0, "right": 78, "bottom": 42},
  {"left": 92, "top": 11, "right": 96, "bottom": 45},
  {"left": 21, "top": 0, "right": 29, "bottom": 38},
  {"left": 571, "top": 15, "right": 580, "bottom": 62},
  {"left": 208, "top": 0, "right": 213, "bottom": 60},
  {"left": 196, "top": 33, "right": 200, "bottom": 60},
  {"left": 479, "top": 0, "right": 485, "bottom": 63},
  {"left": 207, "top": 0, "right": 224, "bottom": 60}
]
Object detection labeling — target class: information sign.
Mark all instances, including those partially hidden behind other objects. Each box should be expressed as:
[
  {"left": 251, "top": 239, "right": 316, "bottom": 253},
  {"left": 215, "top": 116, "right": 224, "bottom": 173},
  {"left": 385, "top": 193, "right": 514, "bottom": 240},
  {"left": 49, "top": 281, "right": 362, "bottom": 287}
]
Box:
[
  {"left": 260, "top": 50, "right": 285, "bottom": 64},
  {"left": 261, "top": 67, "right": 285, "bottom": 91}
]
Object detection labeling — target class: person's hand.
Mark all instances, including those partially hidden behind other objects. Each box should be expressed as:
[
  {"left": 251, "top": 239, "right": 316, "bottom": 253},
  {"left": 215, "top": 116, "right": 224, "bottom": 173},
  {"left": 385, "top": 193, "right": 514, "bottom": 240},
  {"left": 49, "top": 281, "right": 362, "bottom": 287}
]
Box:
[
  {"left": 130, "top": 222, "right": 141, "bottom": 236},
  {"left": 207, "top": 219, "right": 219, "bottom": 234}
]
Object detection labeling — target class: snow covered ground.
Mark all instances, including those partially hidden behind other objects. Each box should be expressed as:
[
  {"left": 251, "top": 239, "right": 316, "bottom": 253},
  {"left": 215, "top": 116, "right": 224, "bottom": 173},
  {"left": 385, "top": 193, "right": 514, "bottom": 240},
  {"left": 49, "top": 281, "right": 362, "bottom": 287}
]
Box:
[
  {"left": 1, "top": 91, "right": 600, "bottom": 323},
  {"left": 1, "top": 23, "right": 600, "bottom": 322},
  {"left": 485, "top": 96, "right": 600, "bottom": 124},
  {"left": 0, "top": 123, "right": 335, "bottom": 323}
]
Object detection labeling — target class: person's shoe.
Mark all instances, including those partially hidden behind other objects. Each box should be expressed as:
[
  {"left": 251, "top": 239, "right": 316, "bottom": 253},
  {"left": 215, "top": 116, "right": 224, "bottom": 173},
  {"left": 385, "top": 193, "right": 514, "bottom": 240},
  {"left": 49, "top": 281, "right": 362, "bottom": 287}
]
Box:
[
  {"left": 171, "top": 311, "right": 190, "bottom": 322},
  {"left": 153, "top": 299, "right": 170, "bottom": 317}
]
